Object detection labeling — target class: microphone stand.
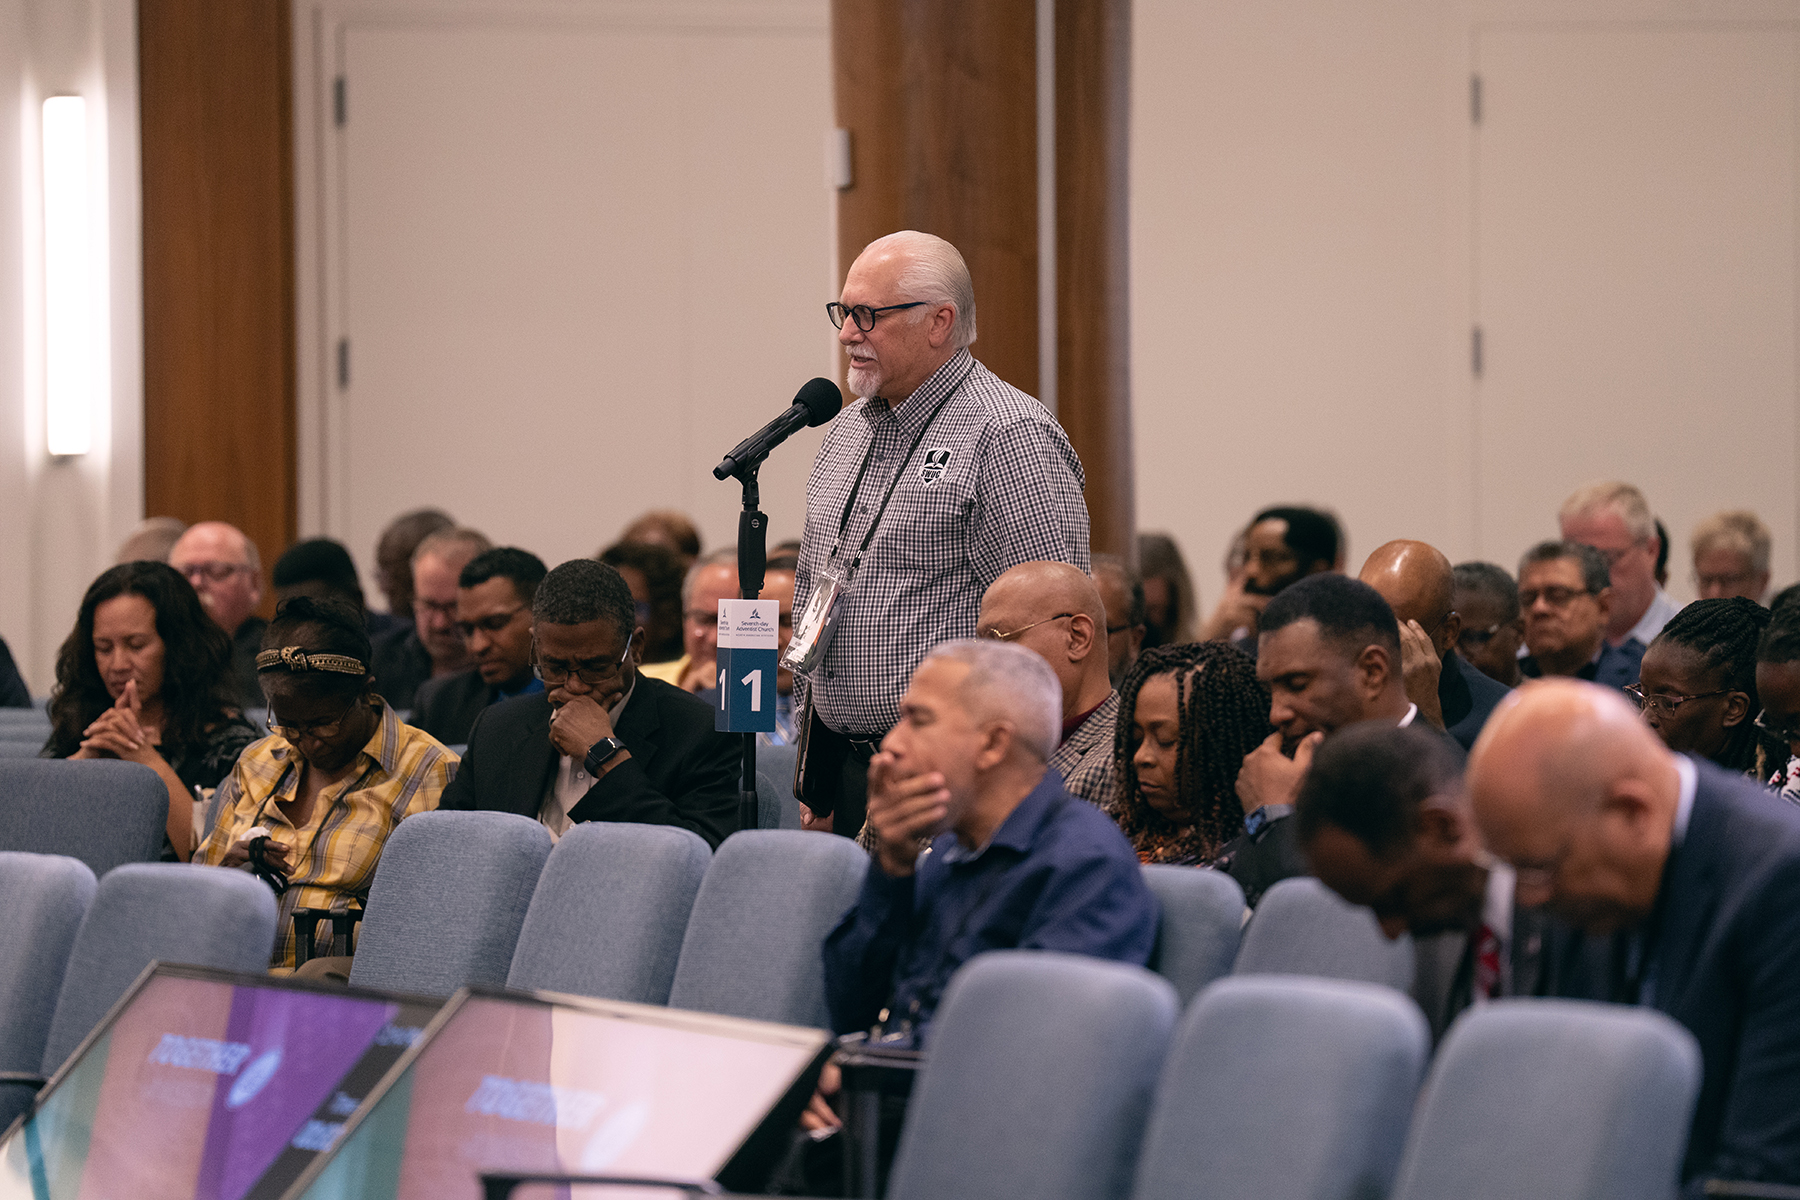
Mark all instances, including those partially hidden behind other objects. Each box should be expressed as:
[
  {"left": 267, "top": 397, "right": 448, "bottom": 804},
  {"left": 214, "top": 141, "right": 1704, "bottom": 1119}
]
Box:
[{"left": 726, "top": 456, "right": 768, "bottom": 836}]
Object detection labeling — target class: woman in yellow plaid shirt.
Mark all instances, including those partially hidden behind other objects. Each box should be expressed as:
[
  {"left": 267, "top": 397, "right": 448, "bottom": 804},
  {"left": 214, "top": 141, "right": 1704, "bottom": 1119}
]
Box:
[{"left": 198, "top": 596, "right": 458, "bottom": 969}]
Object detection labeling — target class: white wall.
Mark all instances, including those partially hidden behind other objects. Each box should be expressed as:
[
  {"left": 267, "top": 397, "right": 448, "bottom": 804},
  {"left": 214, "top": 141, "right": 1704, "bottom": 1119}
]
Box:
[
  {"left": 0, "top": 0, "right": 142, "bottom": 694},
  {"left": 1131, "top": 0, "right": 1800, "bottom": 612}
]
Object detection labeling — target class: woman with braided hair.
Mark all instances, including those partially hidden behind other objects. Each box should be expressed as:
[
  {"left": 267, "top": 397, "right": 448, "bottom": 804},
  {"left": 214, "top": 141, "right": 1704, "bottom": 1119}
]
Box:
[
  {"left": 1633, "top": 596, "right": 1770, "bottom": 775},
  {"left": 1110, "top": 641, "right": 1272, "bottom": 865}
]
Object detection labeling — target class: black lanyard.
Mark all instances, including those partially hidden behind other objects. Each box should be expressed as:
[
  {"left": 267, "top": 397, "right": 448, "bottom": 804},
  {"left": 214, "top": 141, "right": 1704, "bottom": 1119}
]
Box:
[{"left": 831, "top": 362, "right": 977, "bottom": 567}]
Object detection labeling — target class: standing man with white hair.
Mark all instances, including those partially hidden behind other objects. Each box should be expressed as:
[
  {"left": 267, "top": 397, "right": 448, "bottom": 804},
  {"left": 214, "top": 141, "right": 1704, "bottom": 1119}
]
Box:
[
  {"left": 821, "top": 640, "right": 1158, "bottom": 1045},
  {"left": 1560, "top": 481, "right": 1680, "bottom": 653},
  {"left": 792, "top": 230, "right": 1092, "bottom": 839}
]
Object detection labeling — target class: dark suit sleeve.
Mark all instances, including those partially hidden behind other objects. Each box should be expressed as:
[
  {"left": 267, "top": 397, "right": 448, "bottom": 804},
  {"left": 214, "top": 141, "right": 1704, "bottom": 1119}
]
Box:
[
  {"left": 566, "top": 697, "right": 741, "bottom": 848},
  {"left": 1222, "top": 814, "right": 1308, "bottom": 907},
  {"left": 823, "top": 867, "right": 914, "bottom": 1035},
  {"left": 436, "top": 705, "right": 487, "bottom": 811}
]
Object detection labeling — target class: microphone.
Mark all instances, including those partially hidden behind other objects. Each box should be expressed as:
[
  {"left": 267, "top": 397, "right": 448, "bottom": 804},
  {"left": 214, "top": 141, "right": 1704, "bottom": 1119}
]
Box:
[{"left": 713, "top": 378, "right": 843, "bottom": 480}]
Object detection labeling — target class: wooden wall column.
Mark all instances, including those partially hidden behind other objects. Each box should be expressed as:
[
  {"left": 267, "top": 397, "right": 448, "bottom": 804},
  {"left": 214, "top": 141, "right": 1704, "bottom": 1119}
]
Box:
[
  {"left": 139, "top": 0, "right": 297, "bottom": 612},
  {"left": 832, "top": 0, "right": 1134, "bottom": 560}
]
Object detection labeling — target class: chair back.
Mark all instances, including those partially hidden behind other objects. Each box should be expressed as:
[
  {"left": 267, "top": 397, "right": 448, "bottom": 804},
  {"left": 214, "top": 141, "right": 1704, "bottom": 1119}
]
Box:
[
  {"left": 889, "top": 951, "right": 1178, "bottom": 1200},
  {"left": 1133, "top": 975, "right": 1429, "bottom": 1200},
  {"left": 1141, "top": 865, "right": 1245, "bottom": 1007},
  {"left": 1234, "top": 876, "right": 1414, "bottom": 991},
  {"left": 0, "top": 759, "right": 169, "bottom": 876},
  {"left": 41, "top": 863, "right": 278, "bottom": 1071},
  {"left": 0, "top": 853, "right": 97, "bottom": 1073},
  {"left": 507, "top": 821, "right": 711, "bottom": 1004},
  {"left": 349, "top": 811, "right": 552, "bottom": 996},
  {"left": 1389, "top": 999, "right": 1701, "bottom": 1200},
  {"left": 667, "top": 829, "right": 868, "bottom": 1027}
]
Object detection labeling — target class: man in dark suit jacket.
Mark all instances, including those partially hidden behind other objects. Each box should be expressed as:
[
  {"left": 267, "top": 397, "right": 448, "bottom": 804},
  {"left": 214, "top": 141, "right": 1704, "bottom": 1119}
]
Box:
[
  {"left": 439, "top": 558, "right": 739, "bottom": 849},
  {"left": 1472, "top": 678, "right": 1800, "bottom": 1195},
  {"left": 413, "top": 548, "right": 547, "bottom": 746}
]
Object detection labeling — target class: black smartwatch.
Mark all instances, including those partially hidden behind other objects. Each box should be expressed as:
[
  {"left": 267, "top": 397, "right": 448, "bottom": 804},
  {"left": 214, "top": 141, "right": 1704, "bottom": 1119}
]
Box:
[{"left": 583, "top": 737, "right": 627, "bottom": 777}]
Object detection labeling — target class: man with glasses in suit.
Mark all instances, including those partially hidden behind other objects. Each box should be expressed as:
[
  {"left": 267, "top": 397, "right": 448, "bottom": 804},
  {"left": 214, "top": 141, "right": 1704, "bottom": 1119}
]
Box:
[{"left": 438, "top": 558, "right": 740, "bottom": 848}]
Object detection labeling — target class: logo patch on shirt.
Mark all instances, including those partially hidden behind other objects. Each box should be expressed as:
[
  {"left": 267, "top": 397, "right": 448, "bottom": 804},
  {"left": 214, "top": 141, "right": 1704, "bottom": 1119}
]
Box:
[{"left": 920, "top": 448, "right": 952, "bottom": 485}]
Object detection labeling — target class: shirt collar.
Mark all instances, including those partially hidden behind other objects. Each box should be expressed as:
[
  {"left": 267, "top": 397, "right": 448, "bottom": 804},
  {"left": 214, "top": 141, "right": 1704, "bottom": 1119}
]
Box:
[
  {"left": 937, "top": 767, "right": 1061, "bottom": 865},
  {"left": 865, "top": 349, "right": 974, "bottom": 432},
  {"left": 1061, "top": 693, "right": 1111, "bottom": 744},
  {"left": 1620, "top": 588, "right": 1680, "bottom": 651},
  {"left": 1484, "top": 861, "right": 1516, "bottom": 944},
  {"left": 1397, "top": 703, "right": 1419, "bottom": 728},
  {"left": 1671, "top": 754, "right": 1698, "bottom": 848}
]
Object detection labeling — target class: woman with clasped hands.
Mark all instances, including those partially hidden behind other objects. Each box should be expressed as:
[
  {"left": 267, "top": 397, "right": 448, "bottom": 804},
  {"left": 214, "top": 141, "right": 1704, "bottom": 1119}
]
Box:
[{"left": 45, "top": 561, "right": 258, "bottom": 860}]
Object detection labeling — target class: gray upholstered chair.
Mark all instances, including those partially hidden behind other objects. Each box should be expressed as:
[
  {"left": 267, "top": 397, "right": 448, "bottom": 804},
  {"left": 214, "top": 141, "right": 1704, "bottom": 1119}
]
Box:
[
  {"left": 0, "top": 853, "right": 97, "bottom": 1088},
  {"left": 0, "top": 741, "right": 42, "bottom": 758},
  {"left": 1141, "top": 865, "right": 1247, "bottom": 1007},
  {"left": 886, "top": 951, "right": 1178, "bottom": 1200},
  {"left": 0, "top": 759, "right": 168, "bottom": 876},
  {"left": 1132, "top": 975, "right": 1430, "bottom": 1200},
  {"left": 1388, "top": 999, "right": 1701, "bottom": 1200},
  {"left": 1233, "top": 876, "right": 1415, "bottom": 992},
  {"left": 667, "top": 829, "right": 869, "bottom": 1028},
  {"left": 349, "top": 810, "right": 552, "bottom": 997},
  {"left": 758, "top": 742, "right": 799, "bottom": 798},
  {"left": 0, "top": 862, "right": 278, "bottom": 1128},
  {"left": 507, "top": 821, "right": 711, "bottom": 1004}
]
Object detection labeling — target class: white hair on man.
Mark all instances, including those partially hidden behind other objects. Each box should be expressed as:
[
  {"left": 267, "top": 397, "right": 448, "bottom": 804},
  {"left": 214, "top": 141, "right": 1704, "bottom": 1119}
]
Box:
[
  {"left": 866, "top": 229, "right": 977, "bottom": 350},
  {"left": 921, "top": 638, "right": 1060, "bottom": 762},
  {"left": 1560, "top": 480, "right": 1655, "bottom": 544},
  {"left": 1692, "top": 510, "right": 1772, "bottom": 575},
  {"left": 681, "top": 547, "right": 738, "bottom": 609}
]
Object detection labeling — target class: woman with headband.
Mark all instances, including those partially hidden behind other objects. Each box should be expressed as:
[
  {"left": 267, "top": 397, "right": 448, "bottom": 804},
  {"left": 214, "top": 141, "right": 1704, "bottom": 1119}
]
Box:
[{"left": 197, "top": 596, "right": 458, "bottom": 971}]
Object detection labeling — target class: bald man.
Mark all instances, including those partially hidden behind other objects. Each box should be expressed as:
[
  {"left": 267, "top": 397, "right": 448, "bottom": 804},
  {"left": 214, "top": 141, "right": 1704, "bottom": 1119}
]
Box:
[
  {"left": 1360, "top": 540, "right": 1511, "bottom": 750},
  {"left": 1470, "top": 679, "right": 1800, "bottom": 1193},
  {"left": 169, "top": 521, "right": 266, "bottom": 707},
  {"left": 977, "top": 561, "right": 1119, "bottom": 810}
]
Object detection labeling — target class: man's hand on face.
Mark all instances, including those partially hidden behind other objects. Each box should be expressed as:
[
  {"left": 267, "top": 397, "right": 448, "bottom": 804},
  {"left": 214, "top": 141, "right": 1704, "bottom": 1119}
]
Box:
[
  {"left": 1236, "top": 729, "right": 1322, "bottom": 816},
  {"left": 866, "top": 751, "right": 949, "bottom": 878},
  {"left": 1197, "top": 572, "right": 1269, "bottom": 643},
  {"left": 1399, "top": 618, "right": 1446, "bottom": 730},
  {"left": 547, "top": 691, "right": 617, "bottom": 761}
]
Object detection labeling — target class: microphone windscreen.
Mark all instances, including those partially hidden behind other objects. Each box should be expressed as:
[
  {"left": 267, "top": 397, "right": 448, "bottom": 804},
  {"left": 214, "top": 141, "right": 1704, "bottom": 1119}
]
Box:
[{"left": 795, "top": 377, "right": 844, "bottom": 427}]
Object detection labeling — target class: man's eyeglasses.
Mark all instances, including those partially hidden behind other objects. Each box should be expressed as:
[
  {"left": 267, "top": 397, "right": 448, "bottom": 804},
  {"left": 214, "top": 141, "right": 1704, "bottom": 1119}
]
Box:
[
  {"left": 979, "top": 612, "right": 1075, "bottom": 643},
  {"left": 177, "top": 561, "right": 251, "bottom": 583},
  {"left": 1518, "top": 586, "right": 1590, "bottom": 609},
  {"left": 1457, "top": 621, "right": 1512, "bottom": 650},
  {"left": 1756, "top": 711, "right": 1800, "bottom": 744},
  {"left": 268, "top": 697, "right": 361, "bottom": 743},
  {"left": 455, "top": 606, "right": 526, "bottom": 640},
  {"left": 534, "top": 635, "right": 634, "bottom": 689},
  {"left": 826, "top": 301, "right": 926, "bottom": 332},
  {"left": 1624, "top": 684, "right": 1730, "bottom": 717}
]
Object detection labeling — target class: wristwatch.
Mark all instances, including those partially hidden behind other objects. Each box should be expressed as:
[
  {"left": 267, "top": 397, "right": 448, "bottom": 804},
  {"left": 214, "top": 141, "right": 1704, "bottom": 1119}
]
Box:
[{"left": 584, "top": 737, "right": 627, "bottom": 777}]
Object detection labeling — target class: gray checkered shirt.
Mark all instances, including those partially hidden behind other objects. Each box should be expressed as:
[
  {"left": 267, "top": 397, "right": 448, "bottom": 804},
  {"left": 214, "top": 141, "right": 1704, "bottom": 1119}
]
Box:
[
  {"left": 794, "top": 349, "right": 1091, "bottom": 735},
  {"left": 1050, "top": 690, "right": 1121, "bottom": 813}
]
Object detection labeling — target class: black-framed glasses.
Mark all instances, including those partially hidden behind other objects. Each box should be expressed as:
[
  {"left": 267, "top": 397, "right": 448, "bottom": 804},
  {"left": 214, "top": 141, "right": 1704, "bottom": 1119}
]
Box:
[
  {"left": 826, "top": 301, "right": 926, "bottom": 332},
  {"left": 1518, "top": 586, "right": 1591, "bottom": 609},
  {"left": 979, "top": 612, "right": 1075, "bottom": 643},
  {"left": 269, "top": 696, "right": 362, "bottom": 743},
  {"left": 455, "top": 606, "right": 527, "bottom": 640},
  {"left": 1624, "top": 684, "right": 1730, "bottom": 717},
  {"left": 533, "top": 634, "right": 634, "bottom": 689},
  {"left": 1756, "top": 711, "right": 1800, "bottom": 743},
  {"left": 1458, "top": 621, "right": 1508, "bottom": 650}
]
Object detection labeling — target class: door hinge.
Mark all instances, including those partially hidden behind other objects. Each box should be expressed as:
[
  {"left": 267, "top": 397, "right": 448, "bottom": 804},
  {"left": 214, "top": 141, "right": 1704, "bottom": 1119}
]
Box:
[
  {"left": 334, "top": 76, "right": 347, "bottom": 127},
  {"left": 1472, "top": 325, "right": 1484, "bottom": 378},
  {"left": 337, "top": 338, "right": 350, "bottom": 389},
  {"left": 1471, "top": 73, "right": 1482, "bottom": 126}
]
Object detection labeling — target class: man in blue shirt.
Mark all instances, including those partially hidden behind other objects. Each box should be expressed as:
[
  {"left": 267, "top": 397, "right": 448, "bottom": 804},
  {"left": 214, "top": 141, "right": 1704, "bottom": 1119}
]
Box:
[{"left": 823, "top": 638, "right": 1159, "bottom": 1045}]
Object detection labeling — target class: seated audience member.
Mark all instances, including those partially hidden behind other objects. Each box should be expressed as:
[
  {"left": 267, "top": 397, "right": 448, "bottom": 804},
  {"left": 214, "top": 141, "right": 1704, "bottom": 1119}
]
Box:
[
  {"left": 1470, "top": 679, "right": 1800, "bottom": 1194},
  {"left": 1633, "top": 598, "right": 1769, "bottom": 776},
  {"left": 169, "top": 521, "right": 267, "bottom": 708},
  {"left": 1090, "top": 553, "right": 1147, "bottom": 687},
  {"left": 115, "top": 515, "right": 187, "bottom": 564},
  {"left": 1755, "top": 606, "right": 1800, "bottom": 801},
  {"left": 976, "top": 561, "right": 1120, "bottom": 809},
  {"left": 1692, "top": 510, "right": 1773, "bottom": 603},
  {"left": 1197, "top": 506, "right": 1339, "bottom": 648},
  {"left": 618, "top": 508, "right": 703, "bottom": 563},
  {"left": 0, "top": 636, "right": 28, "bottom": 708},
  {"left": 370, "top": 526, "right": 491, "bottom": 709},
  {"left": 1218, "top": 574, "right": 1429, "bottom": 905},
  {"left": 47, "top": 562, "right": 258, "bottom": 860},
  {"left": 597, "top": 539, "right": 686, "bottom": 663},
  {"left": 1360, "top": 540, "right": 1511, "bottom": 749},
  {"left": 1297, "top": 723, "right": 1560, "bottom": 1042},
  {"left": 1517, "top": 541, "right": 1640, "bottom": 690},
  {"left": 1138, "top": 532, "right": 1198, "bottom": 647},
  {"left": 412, "top": 548, "right": 546, "bottom": 746},
  {"left": 372, "top": 507, "right": 453, "bottom": 623},
  {"left": 1451, "top": 561, "right": 1524, "bottom": 687},
  {"left": 199, "top": 597, "right": 456, "bottom": 969},
  {"left": 822, "top": 640, "right": 1160, "bottom": 1044},
  {"left": 438, "top": 559, "right": 738, "bottom": 847},
  {"left": 1111, "top": 642, "right": 1270, "bottom": 865},
  {"left": 1560, "top": 480, "right": 1679, "bottom": 652},
  {"left": 271, "top": 538, "right": 404, "bottom": 640},
  {"left": 641, "top": 549, "right": 739, "bottom": 693}
]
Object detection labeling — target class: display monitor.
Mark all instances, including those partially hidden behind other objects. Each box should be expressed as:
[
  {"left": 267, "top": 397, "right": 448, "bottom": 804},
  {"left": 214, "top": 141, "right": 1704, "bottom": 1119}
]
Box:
[
  {"left": 0, "top": 964, "right": 441, "bottom": 1200},
  {"left": 283, "top": 988, "right": 832, "bottom": 1200}
]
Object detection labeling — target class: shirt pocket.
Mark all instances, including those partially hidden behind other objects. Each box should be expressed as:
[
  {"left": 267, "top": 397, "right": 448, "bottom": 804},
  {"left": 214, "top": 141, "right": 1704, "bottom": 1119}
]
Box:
[{"left": 884, "top": 477, "right": 976, "bottom": 570}]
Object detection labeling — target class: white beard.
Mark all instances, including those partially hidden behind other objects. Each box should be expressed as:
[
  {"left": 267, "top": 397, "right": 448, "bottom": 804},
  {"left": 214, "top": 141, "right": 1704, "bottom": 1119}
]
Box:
[{"left": 846, "top": 356, "right": 881, "bottom": 399}]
